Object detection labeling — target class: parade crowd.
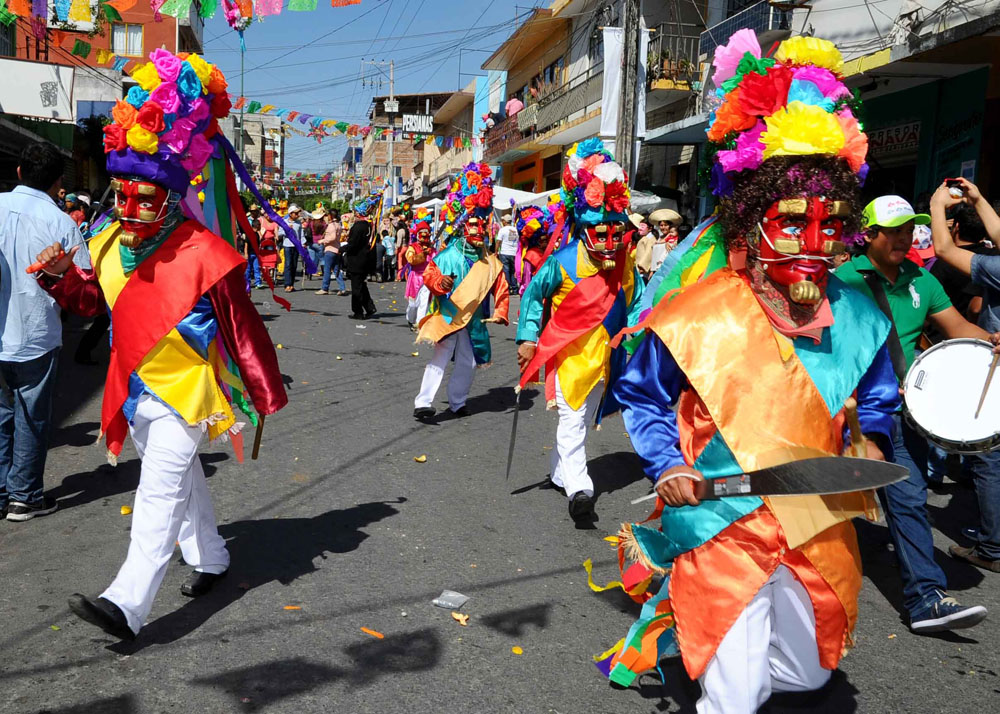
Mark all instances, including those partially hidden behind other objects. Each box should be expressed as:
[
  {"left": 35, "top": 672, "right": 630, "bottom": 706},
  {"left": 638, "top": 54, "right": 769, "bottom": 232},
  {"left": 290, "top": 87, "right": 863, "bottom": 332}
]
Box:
[{"left": 3, "top": 34, "right": 1000, "bottom": 714}]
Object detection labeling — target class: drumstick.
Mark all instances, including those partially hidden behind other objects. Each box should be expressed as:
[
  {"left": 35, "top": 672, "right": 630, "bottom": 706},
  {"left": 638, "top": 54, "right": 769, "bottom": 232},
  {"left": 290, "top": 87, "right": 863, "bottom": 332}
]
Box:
[
  {"left": 251, "top": 414, "right": 266, "bottom": 460},
  {"left": 844, "top": 397, "right": 866, "bottom": 458},
  {"left": 975, "top": 353, "right": 1000, "bottom": 419}
]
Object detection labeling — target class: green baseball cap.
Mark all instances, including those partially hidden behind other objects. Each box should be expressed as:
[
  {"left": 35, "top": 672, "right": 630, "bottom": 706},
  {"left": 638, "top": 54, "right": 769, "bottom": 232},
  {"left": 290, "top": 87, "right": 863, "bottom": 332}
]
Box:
[{"left": 862, "top": 195, "right": 931, "bottom": 228}]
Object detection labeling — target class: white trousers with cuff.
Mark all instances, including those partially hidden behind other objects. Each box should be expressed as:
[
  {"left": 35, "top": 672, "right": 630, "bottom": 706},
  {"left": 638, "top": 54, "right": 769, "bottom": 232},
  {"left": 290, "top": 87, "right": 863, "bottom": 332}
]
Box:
[
  {"left": 414, "top": 329, "right": 476, "bottom": 413},
  {"left": 550, "top": 375, "right": 602, "bottom": 499},
  {"left": 101, "top": 395, "right": 230, "bottom": 634},
  {"left": 696, "top": 564, "right": 831, "bottom": 714}
]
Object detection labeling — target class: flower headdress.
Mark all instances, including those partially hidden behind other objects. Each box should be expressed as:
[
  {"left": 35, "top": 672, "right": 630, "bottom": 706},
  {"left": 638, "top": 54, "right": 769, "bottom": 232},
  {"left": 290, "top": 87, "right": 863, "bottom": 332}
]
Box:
[
  {"left": 704, "top": 30, "right": 868, "bottom": 196},
  {"left": 410, "top": 206, "right": 434, "bottom": 235},
  {"left": 441, "top": 161, "right": 494, "bottom": 237},
  {"left": 104, "top": 49, "right": 231, "bottom": 193},
  {"left": 514, "top": 204, "right": 549, "bottom": 248},
  {"left": 353, "top": 192, "right": 383, "bottom": 217},
  {"left": 560, "top": 138, "right": 630, "bottom": 227}
]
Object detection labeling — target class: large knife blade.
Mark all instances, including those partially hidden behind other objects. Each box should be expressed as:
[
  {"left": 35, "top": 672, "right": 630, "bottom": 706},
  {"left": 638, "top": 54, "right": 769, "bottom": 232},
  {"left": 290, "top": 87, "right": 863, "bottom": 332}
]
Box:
[
  {"left": 504, "top": 386, "right": 524, "bottom": 480},
  {"left": 632, "top": 456, "right": 907, "bottom": 504}
]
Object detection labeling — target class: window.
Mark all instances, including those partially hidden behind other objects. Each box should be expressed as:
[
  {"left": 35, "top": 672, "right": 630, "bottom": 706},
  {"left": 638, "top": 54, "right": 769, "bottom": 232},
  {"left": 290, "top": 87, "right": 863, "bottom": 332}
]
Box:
[
  {"left": 0, "top": 22, "right": 14, "bottom": 58},
  {"left": 76, "top": 101, "right": 115, "bottom": 120},
  {"left": 111, "top": 23, "right": 143, "bottom": 57}
]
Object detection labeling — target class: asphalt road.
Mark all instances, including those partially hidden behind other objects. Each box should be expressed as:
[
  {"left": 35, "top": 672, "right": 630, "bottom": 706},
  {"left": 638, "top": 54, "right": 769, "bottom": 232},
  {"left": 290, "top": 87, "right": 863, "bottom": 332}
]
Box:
[{"left": 1, "top": 279, "right": 998, "bottom": 714}]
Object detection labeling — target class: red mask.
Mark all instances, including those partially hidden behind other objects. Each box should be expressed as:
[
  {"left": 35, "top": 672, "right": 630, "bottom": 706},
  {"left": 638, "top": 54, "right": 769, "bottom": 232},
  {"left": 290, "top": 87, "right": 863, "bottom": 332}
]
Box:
[
  {"left": 418, "top": 229, "right": 432, "bottom": 245},
  {"left": 757, "top": 197, "right": 848, "bottom": 304},
  {"left": 582, "top": 222, "right": 627, "bottom": 270},
  {"left": 464, "top": 218, "right": 485, "bottom": 248},
  {"left": 112, "top": 177, "right": 170, "bottom": 247}
]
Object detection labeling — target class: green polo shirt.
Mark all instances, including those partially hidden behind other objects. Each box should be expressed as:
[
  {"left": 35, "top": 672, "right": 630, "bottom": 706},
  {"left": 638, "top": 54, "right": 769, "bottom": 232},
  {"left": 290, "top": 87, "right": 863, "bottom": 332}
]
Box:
[{"left": 835, "top": 255, "right": 952, "bottom": 370}]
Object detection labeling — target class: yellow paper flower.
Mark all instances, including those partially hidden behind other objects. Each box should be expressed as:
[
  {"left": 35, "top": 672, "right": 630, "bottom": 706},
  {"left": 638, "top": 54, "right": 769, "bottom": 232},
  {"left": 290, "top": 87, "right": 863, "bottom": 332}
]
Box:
[
  {"left": 126, "top": 125, "right": 160, "bottom": 155},
  {"left": 131, "top": 62, "right": 162, "bottom": 92},
  {"left": 761, "top": 101, "right": 845, "bottom": 160},
  {"left": 186, "top": 53, "right": 213, "bottom": 87},
  {"left": 774, "top": 36, "right": 843, "bottom": 74}
]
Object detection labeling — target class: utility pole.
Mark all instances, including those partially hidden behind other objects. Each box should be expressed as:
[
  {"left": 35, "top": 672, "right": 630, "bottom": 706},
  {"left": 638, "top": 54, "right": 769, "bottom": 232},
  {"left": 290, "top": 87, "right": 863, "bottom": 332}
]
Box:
[
  {"left": 616, "top": 0, "right": 641, "bottom": 183},
  {"left": 362, "top": 59, "right": 396, "bottom": 203},
  {"left": 237, "top": 43, "right": 245, "bottom": 190}
]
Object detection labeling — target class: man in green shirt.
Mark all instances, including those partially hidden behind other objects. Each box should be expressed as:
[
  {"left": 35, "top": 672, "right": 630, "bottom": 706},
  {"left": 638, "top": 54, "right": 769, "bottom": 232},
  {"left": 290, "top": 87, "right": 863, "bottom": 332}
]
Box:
[{"left": 837, "top": 195, "right": 997, "bottom": 633}]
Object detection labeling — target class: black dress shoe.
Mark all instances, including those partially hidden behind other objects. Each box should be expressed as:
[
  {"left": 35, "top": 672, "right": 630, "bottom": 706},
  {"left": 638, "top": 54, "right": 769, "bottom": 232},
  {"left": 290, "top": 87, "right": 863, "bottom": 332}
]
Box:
[
  {"left": 451, "top": 406, "right": 471, "bottom": 417},
  {"left": 68, "top": 594, "right": 135, "bottom": 641},
  {"left": 364, "top": 310, "right": 378, "bottom": 319},
  {"left": 348, "top": 313, "right": 366, "bottom": 320},
  {"left": 568, "top": 493, "right": 597, "bottom": 527},
  {"left": 181, "top": 569, "right": 228, "bottom": 597},
  {"left": 413, "top": 406, "right": 435, "bottom": 420}
]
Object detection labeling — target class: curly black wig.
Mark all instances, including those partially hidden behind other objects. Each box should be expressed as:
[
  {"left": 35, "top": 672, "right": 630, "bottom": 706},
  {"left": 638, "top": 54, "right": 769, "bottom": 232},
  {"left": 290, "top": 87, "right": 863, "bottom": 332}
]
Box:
[{"left": 717, "top": 155, "right": 863, "bottom": 253}]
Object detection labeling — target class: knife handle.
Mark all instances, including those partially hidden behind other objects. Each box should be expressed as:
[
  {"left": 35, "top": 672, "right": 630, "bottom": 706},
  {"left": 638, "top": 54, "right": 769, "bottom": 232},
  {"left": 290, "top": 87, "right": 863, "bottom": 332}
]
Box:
[
  {"left": 844, "top": 397, "right": 865, "bottom": 458},
  {"left": 694, "top": 475, "right": 752, "bottom": 501}
]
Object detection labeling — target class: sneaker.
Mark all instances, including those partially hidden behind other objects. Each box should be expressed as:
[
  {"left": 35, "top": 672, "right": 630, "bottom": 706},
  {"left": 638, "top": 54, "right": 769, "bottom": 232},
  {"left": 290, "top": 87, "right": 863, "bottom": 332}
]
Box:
[
  {"left": 6, "top": 497, "right": 58, "bottom": 522},
  {"left": 910, "top": 590, "right": 987, "bottom": 633},
  {"left": 315, "top": 289, "right": 329, "bottom": 295},
  {"left": 254, "top": 284, "right": 266, "bottom": 290},
  {"left": 949, "top": 544, "right": 1000, "bottom": 573}
]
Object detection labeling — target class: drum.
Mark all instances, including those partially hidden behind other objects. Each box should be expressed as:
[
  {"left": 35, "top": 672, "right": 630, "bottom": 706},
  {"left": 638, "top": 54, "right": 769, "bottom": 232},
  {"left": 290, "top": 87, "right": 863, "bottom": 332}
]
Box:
[{"left": 904, "top": 338, "right": 1000, "bottom": 454}]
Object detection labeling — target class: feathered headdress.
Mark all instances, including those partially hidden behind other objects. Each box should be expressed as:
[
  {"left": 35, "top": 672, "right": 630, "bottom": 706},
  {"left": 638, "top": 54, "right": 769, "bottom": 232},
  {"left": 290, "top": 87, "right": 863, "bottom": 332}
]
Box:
[{"left": 704, "top": 31, "right": 868, "bottom": 196}]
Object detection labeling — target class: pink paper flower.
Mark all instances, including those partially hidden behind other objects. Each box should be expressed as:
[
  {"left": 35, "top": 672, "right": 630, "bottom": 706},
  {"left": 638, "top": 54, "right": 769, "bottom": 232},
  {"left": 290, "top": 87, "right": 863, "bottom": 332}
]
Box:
[
  {"left": 150, "top": 48, "right": 182, "bottom": 83},
  {"left": 181, "top": 133, "right": 214, "bottom": 172},
  {"left": 584, "top": 177, "right": 605, "bottom": 207},
  {"left": 792, "top": 66, "right": 850, "bottom": 100},
  {"left": 149, "top": 82, "right": 181, "bottom": 114},
  {"left": 162, "top": 118, "right": 196, "bottom": 154},
  {"left": 186, "top": 97, "right": 210, "bottom": 124},
  {"left": 711, "top": 28, "right": 761, "bottom": 87},
  {"left": 716, "top": 120, "right": 766, "bottom": 173}
]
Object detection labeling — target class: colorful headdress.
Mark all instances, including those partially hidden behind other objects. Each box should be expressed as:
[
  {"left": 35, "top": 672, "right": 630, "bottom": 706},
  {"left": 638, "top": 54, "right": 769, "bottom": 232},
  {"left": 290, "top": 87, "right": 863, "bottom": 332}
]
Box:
[
  {"left": 514, "top": 204, "right": 549, "bottom": 248},
  {"left": 560, "top": 138, "right": 630, "bottom": 227},
  {"left": 104, "top": 49, "right": 231, "bottom": 193},
  {"left": 410, "top": 206, "right": 434, "bottom": 234},
  {"left": 704, "top": 30, "right": 868, "bottom": 196},
  {"left": 353, "top": 192, "right": 383, "bottom": 217},
  {"left": 441, "top": 162, "right": 494, "bottom": 238}
]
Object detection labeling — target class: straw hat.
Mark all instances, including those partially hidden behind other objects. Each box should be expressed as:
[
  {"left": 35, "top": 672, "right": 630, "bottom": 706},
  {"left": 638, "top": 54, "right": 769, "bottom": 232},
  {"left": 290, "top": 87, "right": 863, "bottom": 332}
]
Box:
[
  {"left": 628, "top": 212, "right": 645, "bottom": 229},
  {"left": 310, "top": 207, "right": 328, "bottom": 220},
  {"left": 649, "top": 208, "right": 682, "bottom": 225}
]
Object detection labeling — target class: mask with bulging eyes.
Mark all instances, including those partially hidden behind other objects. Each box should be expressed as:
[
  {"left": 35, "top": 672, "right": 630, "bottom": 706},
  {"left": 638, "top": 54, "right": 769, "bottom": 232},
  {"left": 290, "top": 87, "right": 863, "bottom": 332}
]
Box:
[
  {"left": 464, "top": 217, "right": 485, "bottom": 248},
  {"left": 754, "top": 197, "right": 849, "bottom": 304},
  {"left": 111, "top": 177, "right": 170, "bottom": 247},
  {"left": 582, "top": 222, "right": 627, "bottom": 271}
]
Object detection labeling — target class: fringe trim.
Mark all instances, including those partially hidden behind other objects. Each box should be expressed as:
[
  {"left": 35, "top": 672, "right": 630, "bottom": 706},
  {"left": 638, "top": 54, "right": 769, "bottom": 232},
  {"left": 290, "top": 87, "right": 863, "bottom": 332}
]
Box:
[
  {"left": 211, "top": 421, "right": 247, "bottom": 444},
  {"left": 415, "top": 335, "right": 436, "bottom": 347},
  {"left": 106, "top": 449, "right": 118, "bottom": 467},
  {"left": 619, "top": 523, "right": 671, "bottom": 575},
  {"left": 476, "top": 361, "right": 492, "bottom": 370},
  {"left": 198, "top": 412, "right": 234, "bottom": 432},
  {"left": 546, "top": 399, "right": 557, "bottom": 410}
]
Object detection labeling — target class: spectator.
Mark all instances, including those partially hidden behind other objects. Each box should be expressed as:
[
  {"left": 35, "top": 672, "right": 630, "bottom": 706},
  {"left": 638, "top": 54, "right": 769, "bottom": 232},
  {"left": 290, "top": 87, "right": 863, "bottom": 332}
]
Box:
[
  {"left": 632, "top": 215, "right": 655, "bottom": 280},
  {"left": 65, "top": 193, "right": 86, "bottom": 226},
  {"left": 836, "top": 194, "right": 997, "bottom": 632},
  {"left": 281, "top": 205, "right": 303, "bottom": 292},
  {"left": 928, "top": 177, "right": 1000, "bottom": 574},
  {"left": 375, "top": 217, "right": 391, "bottom": 282},
  {"left": 344, "top": 207, "right": 377, "bottom": 319},
  {"left": 316, "top": 210, "right": 347, "bottom": 296},
  {"left": 496, "top": 213, "right": 519, "bottom": 294},
  {"left": 0, "top": 141, "right": 90, "bottom": 522},
  {"left": 305, "top": 207, "right": 325, "bottom": 279},
  {"left": 394, "top": 212, "right": 409, "bottom": 282},
  {"left": 56, "top": 187, "right": 66, "bottom": 211},
  {"left": 380, "top": 221, "right": 397, "bottom": 283},
  {"left": 930, "top": 202, "right": 994, "bottom": 323},
  {"left": 244, "top": 204, "right": 264, "bottom": 289},
  {"left": 505, "top": 95, "right": 524, "bottom": 117}
]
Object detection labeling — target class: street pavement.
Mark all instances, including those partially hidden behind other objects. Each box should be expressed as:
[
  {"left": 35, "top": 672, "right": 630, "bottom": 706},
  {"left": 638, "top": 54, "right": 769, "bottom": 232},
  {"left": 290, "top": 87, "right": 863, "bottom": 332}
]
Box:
[{"left": 1, "top": 278, "right": 998, "bottom": 714}]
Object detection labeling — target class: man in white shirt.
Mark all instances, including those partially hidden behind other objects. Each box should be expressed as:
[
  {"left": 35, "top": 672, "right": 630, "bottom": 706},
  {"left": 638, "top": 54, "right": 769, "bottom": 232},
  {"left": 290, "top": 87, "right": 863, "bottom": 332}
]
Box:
[
  {"left": 0, "top": 142, "right": 89, "bottom": 521},
  {"left": 497, "top": 213, "right": 519, "bottom": 295}
]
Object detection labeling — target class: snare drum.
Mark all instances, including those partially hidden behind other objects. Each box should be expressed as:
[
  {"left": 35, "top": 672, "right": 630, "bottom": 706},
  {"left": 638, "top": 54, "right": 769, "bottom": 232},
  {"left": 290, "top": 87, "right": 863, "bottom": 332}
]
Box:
[{"left": 904, "top": 338, "right": 1000, "bottom": 454}]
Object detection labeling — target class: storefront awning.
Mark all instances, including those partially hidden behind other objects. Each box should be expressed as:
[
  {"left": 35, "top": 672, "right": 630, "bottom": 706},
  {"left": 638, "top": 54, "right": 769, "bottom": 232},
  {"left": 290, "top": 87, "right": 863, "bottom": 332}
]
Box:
[{"left": 643, "top": 113, "right": 709, "bottom": 145}]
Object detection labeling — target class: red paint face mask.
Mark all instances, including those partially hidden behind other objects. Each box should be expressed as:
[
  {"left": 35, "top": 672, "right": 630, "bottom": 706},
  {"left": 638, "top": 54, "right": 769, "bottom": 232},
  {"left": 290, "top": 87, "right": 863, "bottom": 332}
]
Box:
[
  {"left": 464, "top": 218, "right": 485, "bottom": 248},
  {"left": 583, "top": 222, "right": 627, "bottom": 270},
  {"left": 112, "top": 177, "right": 170, "bottom": 247},
  {"left": 418, "top": 229, "right": 432, "bottom": 245},
  {"left": 757, "top": 197, "right": 848, "bottom": 304}
]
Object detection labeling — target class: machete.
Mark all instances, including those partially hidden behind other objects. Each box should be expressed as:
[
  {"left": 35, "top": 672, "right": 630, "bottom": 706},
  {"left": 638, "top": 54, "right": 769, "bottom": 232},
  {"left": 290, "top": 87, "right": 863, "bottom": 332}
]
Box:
[
  {"left": 630, "top": 456, "right": 907, "bottom": 504},
  {"left": 504, "top": 386, "right": 523, "bottom": 480}
]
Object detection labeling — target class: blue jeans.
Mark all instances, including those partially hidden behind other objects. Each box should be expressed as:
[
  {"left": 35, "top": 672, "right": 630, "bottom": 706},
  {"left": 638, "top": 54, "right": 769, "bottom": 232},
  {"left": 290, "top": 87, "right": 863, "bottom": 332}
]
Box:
[
  {"left": 307, "top": 244, "right": 323, "bottom": 275},
  {"left": 965, "top": 450, "right": 1000, "bottom": 560},
  {"left": 499, "top": 253, "right": 517, "bottom": 292},
  {"left": 881, "top": 413, "right": 947, "bottom": 616},
  {"left": 245, "top": 253, "right": 262, "bottom": 287},
  {"left": 0, "top": 348, "right": 59, "bottom": 506},
  {"left": 322, "top": 252, "right": 346, "bottom": 292},
  {"left": 282, "top": 246, "right": 299, "bottom": 287}
]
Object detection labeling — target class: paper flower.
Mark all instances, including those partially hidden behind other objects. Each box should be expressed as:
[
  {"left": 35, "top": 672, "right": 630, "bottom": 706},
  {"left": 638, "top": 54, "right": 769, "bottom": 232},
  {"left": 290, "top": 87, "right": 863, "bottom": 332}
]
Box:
[
  {"left": 150, "top": 48, "right": 181, "bottom": 82},
  {"left": 149, "top": 82, "right": 181, "bottom": 114},
  {"left": 605, "top": 180, "right": 629, "bottom": 213},
  {"left": 836, "top": 112, "right": 868, "bottom": 173},
  {"left": 186, "top": 54, "right": 213, "bottom": 87},
  {"left": 593, "top": 160, "right": 625, "bottom": 184},
  {"left": 738, "top": 65, "right": 792, "bottom": 117},
  {"left": 774, "top": 36, "right": 843, "bottom": 74},
  {"left": 126, "top": 86, "right": 149, "bottom": 110},
  {"left": 112, "top": 99, "right": 137, "bottom": 130},
  {"left": 136, "top": 101, "right": 165, "bottom": 134},
  {"left": 711, "top": 28, "right": 761, "bottom": 86},
  {"left": 584, "top": 177, "right": 605, "bottom": 208},
  {"left": 207, "top": 66, "right": 228, "bottom": 95},
  {"left": 210, "top": 92, "right": 232, "bottom": 119},
  {"left": 187, "top": 97, "right": 210, "bottom": 124},
  {"left": 103, "top": 124, "right": 127, "bottom": 152},
  {"left": 162, "top": 118, "right": 196, "bottom": 154},
  {"left": 792, "top": 66, "right": 849, "bottom": 100},
  {"left": 126, "top": 125, "right": 159, "bottom": 155},
  {"left": 181, "top": 133, "right": 213, "bottom": 172},
  {"left": 761, "top": 101, "right": 845, "bottom": 160},
  {"left": 707, "top": 88, "right": 757, "bottom": 141},
  {"left": 176, "top": 62, "right": 202, "bottom": 101},
  {"left": 132, "top": 61, "right": 162, "bottom": 92},
  {"left": 576, "top": 137, "right": 605, "bottom": 159},
  {"left": 786, "top": 79, "right": 835, "bottom": 111},
  {"left": 716, "top": 120, "right": 766, "bottom": 173}
]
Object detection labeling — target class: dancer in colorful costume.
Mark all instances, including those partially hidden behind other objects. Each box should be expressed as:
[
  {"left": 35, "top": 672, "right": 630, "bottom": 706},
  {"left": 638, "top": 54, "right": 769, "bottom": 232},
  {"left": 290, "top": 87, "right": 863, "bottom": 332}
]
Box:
[
  {"left": 512, "top": 199, "right": 560, "bottom": 295},
  {"left": 598, "top": 32, "right": 899, "bottom": 712},
  {"left": 405, "top": 220, "right": 436, "bottom": 328},
  {"left": 515, "top": 139, "right": 643, "bottom": 526},
  {"left": 31, "top": 49, "right": 289, "bottom": 641},
  {"left": 413, "top": 163, "right": 508, "bottom": 419}
]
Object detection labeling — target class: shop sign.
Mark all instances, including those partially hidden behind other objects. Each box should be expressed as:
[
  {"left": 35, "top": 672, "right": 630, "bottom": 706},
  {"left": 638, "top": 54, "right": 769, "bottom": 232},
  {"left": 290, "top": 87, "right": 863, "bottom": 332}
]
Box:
[
  {"left": 868, "top": 121, "right": 921, "bottom": 158},
  {"left": 402, "top": 114, "right": 434, "bottom": 133}
]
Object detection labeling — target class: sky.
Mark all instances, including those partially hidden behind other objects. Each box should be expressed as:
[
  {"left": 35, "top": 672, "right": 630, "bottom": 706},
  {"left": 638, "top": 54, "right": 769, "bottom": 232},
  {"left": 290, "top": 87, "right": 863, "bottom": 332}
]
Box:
[{"left": 203, "top": 0, "right": 538, "bottom": 173}]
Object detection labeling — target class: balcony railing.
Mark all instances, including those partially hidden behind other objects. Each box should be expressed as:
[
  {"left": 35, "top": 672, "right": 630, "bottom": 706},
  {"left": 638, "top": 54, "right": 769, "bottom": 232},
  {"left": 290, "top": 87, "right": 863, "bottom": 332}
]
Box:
[
  {"left": 429, "top": 145, "right": 473, "bottom": 184},
  {"left": 647, "top": 25, "right": 702, "bottom": 90},
  {"left": 534, "top": 66, "right": 603, "bottom": 135},
  {"left": 483, "top": 115, "right": 525, "bottom": 163},
  {"left": 699, "top": 1, "right": 791, "bottom": 59}
]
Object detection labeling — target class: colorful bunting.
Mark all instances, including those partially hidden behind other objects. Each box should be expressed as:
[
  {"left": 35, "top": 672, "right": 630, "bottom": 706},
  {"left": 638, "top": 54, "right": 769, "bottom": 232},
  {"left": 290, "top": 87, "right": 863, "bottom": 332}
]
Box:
[
  {"left": 288, "top": 0, "right": 318, "bottom": 10},
  {"left": 7, "top": 0, "right": 30, "bottom": 16},
  {"left": 68, "top": 0, "right": 90, "bottom": 21},
  {"left": 71, "top": 39, "right": 92, "bottom": 58},
  {"left": 54, "top": 0, "right": 72, "bottom": 20}
]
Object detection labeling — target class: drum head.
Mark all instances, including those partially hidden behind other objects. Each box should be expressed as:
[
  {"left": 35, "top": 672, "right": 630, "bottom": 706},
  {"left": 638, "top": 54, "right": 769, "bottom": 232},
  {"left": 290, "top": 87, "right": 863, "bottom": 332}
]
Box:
[{"left": 904, "top": 339, "right": 1000, "bottom": 447}]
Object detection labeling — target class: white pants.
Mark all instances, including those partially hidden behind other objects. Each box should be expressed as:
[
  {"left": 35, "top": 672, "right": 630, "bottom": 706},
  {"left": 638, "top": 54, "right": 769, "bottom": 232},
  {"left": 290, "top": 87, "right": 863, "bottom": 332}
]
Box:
[
  {"left": 550, "top": 375, "right": 601, "bottom": 499},
  {"left": 406, "top": 286, "right": 430, "bottom": 325},
  {"left": 101, "top": 395, "right": 230, "bottom": 634},
  {"left": 696, "top": 565, "right": 831, "bottom": 714},
  {"left": 414, "top": 329, "right": 476, "bottom": 412}
]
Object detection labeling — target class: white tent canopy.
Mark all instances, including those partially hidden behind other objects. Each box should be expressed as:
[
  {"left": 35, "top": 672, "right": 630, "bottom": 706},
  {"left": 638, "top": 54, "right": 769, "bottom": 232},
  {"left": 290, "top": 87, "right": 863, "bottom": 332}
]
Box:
[
  {"left": 413, "top": 198, "right": 444, "bottom": 208},
  {"left": 492, "top": 185, "right": 538, "bottom": 211},
  {"left": 630, "top": 190, "right": 678, "bottom": 215}
]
